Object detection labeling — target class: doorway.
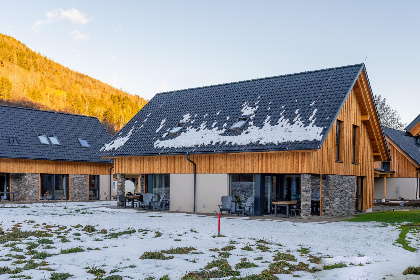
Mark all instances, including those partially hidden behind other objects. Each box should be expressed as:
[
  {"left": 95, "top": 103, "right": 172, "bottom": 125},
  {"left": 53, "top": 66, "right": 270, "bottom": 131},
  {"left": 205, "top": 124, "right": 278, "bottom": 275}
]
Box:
[
  {"left": 0, "top": 174, "right": 10, "bottom": 201},
  {"left": 89, "top": 175, "right": 100, "bottom": 200},
  {"left": 264, "top": 175, "right": 301, "bottom": 215},
  {"left": 355, "top": 176, "right": 364, "bottom": 213}
]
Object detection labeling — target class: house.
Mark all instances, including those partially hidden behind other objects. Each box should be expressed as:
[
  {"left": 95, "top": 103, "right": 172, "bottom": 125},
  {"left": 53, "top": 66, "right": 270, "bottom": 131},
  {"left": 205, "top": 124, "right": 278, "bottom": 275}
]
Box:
[
  {"left": 98, "top": 64, "right": 389, "bottom": 216},
  {"left": 374, "top": 116, "right": 420, "bottom": 200},
  {"left": 0, "top": 105, "right": 113, "bottom": 202}
]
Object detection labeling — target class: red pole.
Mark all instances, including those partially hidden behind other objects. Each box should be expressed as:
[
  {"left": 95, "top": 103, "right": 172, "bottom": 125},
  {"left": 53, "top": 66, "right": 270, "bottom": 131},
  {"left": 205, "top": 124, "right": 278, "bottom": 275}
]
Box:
[{"left": 218, "top": 212, "right": 221, "bottom": 236}]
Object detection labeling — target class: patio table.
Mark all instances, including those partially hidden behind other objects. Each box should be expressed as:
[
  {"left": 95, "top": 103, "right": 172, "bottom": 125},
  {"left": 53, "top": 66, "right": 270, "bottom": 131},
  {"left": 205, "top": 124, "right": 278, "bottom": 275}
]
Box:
[
  {"left": 272, "top": 200, "right": 297, "bottom": 218},
  {"left": 124, "top": 195, "right": 140, "bottom": 208}
]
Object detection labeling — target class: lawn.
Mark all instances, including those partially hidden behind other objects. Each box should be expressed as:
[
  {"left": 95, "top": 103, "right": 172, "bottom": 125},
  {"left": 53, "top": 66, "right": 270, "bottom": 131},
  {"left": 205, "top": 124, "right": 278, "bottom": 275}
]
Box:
[
  {"left": 347, "top": 209, "right": 420, "bottom": 224},
  {"left": 0, "top": 202, "right": 419, "bottom": 280}
]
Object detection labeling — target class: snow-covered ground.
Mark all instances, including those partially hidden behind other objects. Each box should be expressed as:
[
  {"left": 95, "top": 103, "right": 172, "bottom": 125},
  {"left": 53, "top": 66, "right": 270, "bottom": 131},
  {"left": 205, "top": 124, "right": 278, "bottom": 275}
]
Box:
[{"left": 0, "top": 202, "right": 419, "bottom": 280}]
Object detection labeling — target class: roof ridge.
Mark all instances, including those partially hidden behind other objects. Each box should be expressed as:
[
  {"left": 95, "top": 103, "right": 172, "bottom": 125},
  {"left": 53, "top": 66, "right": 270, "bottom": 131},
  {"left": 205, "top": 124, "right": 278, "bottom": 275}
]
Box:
[
  {"left": 156, "top": 63, "right": 365, "bottom": 96},
  {"left": 0, "top": 104, "right": 100, "bottom": 120}
]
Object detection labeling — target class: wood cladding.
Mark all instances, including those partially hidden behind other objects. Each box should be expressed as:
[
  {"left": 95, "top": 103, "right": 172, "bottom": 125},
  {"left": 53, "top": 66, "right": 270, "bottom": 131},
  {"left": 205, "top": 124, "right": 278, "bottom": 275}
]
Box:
[
  {"left": 0, "top": 158, "right": 111, "bottom": 175},
  {"left": 113, "top": 73, "right": 381, "bottom": 211},
  {"left": 385, "top": 137, "right": 419, "bottom": 178}
]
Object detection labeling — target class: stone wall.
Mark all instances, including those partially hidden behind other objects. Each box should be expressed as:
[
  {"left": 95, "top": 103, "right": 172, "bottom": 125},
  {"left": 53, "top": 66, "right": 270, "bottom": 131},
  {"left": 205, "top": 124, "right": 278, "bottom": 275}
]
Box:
[
  {"left": 300, "top": 174, "right": 312, "bottom": 218},
  {"left": 116, "top": 174, "right": 125, "bottom": 195},
  {"left": 11, "top": 173, "right": 39, "bottom": 202},
  {"left": 71, "top": 175, "right": 88, "bottom": 201},
  {"left": 322, "top": 175, "right": 356, "bottom": 216}
]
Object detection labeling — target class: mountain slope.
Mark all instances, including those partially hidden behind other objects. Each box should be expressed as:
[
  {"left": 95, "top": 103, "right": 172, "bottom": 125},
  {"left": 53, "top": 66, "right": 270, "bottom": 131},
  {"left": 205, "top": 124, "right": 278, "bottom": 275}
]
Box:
[{"left": 0, "top": 33, "right": 147, "bottom": 135}]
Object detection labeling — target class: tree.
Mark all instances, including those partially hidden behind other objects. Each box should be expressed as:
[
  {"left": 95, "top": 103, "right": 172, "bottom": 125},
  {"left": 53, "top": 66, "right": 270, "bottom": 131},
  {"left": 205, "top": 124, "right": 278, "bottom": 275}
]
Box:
[{"left": 373, "top": 94, "right": 406, "bottom": 131}]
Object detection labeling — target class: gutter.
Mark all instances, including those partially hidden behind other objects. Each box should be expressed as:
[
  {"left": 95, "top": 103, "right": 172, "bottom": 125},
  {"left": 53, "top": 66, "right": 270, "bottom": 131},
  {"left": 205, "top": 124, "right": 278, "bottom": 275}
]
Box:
[
  {"left": 109, "top": 166, "right": 114, "bottom": 201},
  {"left": 186, "top": 153, "right": 197, "bottom": 213}
]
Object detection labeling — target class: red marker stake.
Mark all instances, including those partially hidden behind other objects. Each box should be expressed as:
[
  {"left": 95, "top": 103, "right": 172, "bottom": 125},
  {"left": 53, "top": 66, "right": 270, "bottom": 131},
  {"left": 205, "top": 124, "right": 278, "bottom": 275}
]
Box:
[{"left": 218, "top": 213, "right": 221, "bottom": 237}]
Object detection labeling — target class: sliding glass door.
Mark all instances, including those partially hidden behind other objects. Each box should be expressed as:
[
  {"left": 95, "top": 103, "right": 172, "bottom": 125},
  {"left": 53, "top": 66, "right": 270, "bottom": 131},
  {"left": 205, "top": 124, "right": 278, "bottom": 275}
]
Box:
[
  {"left": 0, "top": 174, "right": 10, "bottom": 201},
  {"left": 40, "top": 174, "right": 69, "bottom": 200}
]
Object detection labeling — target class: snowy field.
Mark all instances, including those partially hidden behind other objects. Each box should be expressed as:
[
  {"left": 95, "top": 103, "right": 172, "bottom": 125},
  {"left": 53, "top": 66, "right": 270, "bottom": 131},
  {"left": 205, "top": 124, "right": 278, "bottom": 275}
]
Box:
[{"left": 0, "top": 202, "right": 419, "bottom": 280}]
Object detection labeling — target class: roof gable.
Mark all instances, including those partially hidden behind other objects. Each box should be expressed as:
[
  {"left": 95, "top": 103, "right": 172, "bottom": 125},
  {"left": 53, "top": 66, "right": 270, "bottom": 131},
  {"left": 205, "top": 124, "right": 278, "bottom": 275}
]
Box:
[
  {"left": 99, "top": 64, "right": 369, "bottom": 157},
  {"left": 383, "top": 126, "right": 420, "bottom": 167},
  {"left": 0, "top": 105, "right": 111, "bottom": 163},
  {"left": 406, "top": 114, "right": 420, "bottom": 137}
]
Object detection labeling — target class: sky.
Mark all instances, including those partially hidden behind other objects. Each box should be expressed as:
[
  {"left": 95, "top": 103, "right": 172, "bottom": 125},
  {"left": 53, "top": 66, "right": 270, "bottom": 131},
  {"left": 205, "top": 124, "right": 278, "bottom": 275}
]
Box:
[{"left": 0, "top": 1, "right": 419, "bottom": 124}]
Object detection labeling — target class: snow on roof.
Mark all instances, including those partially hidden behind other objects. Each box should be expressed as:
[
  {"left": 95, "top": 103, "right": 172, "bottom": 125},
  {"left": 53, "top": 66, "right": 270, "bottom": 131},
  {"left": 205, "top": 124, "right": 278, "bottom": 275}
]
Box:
[
  {"left": 101, "top": 126, "right": 135, "bottom": 151},
  {"left": 154, "top": 110, "right": 322, "bottom": 148}
]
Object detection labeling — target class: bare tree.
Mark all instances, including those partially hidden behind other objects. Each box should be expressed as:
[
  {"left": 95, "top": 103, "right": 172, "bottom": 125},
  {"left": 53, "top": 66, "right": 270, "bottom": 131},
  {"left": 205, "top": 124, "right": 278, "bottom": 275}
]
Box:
[{"left": 373, "top": 94, "right": 406, "bottom": 131}]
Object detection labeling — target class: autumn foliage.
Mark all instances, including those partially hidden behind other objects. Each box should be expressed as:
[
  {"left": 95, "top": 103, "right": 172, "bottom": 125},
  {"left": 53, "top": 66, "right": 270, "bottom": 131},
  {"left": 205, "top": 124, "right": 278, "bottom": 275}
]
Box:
[{"left": 0, "top": 33, "right": 147, "bottom": 136}]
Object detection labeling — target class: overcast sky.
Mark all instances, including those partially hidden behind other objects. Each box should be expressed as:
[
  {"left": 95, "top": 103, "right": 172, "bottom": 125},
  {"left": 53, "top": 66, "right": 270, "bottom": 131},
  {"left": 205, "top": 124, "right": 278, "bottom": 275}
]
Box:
[{"left": 0, "top": 0, "right": 418, "bottom": 124}]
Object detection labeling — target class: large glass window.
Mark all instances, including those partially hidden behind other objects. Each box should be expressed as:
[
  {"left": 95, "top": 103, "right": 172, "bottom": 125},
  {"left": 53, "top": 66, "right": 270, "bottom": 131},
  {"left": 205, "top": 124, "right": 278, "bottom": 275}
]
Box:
[
  {"left": 336, "top": 120, "right": 344, "bottom": 162},
  {"left": 230, "top": 174, "right": 255, "bottom": 203},
  {"left": 89, "top": 175, "right": 100, "bottom": 200},
  {"left": 0, "top": 174, "right": 10, "bottom": 201},
  {"left": 40, "top": 174, "right": 69, "bottom": 200},
  {"left": 283, "top": 175, "right": 301, "bottom": 201},
  {"left": 152, "top": 174, "right": 170, "bottom": 201}
]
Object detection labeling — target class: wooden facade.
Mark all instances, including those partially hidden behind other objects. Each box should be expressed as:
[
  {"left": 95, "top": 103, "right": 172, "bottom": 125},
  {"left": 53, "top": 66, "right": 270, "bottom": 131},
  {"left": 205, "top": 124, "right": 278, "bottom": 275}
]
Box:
[
  {"left": 375, "top": 137, "right": 420, "bottom": 178},
  {"left": 112, "top": 71, "right": 388, "bottom": 211},
  {"left": 0, "top": 158, "right": 112, "bottom": 175}
]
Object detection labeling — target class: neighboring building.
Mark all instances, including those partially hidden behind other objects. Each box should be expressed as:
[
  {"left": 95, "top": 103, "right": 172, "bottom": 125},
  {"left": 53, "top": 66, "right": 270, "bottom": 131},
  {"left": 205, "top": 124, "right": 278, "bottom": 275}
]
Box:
[
  {"left": 0, "top": 105, "right": 113, "bottom": 202},
  {"left": 374, "top": 116, "right": 420, "bottom": 200},
  {"left": 98, "top": 64, "right": 389, "bottom": 216}
]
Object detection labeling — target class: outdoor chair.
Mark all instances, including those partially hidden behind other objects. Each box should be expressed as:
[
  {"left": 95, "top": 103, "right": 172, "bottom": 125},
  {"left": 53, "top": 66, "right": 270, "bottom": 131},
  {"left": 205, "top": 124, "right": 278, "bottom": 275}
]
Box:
[
  {"left": 117, "top": 194, "right": 128, "bottom": 208},
  {"left": 290, "top": 200, "right": 301, "bottom": 217},
  {"left": 218, "top": 196, "right": 233, "bottom": 214},
  {"left": 240, "top": 197, "right": 254, "bottom": 216},
  {"left": 139, "top": 193, "right": 154, "bottom": 209},
  {"left": 152, "top": 194, "right": 169, "bottom": 211}
]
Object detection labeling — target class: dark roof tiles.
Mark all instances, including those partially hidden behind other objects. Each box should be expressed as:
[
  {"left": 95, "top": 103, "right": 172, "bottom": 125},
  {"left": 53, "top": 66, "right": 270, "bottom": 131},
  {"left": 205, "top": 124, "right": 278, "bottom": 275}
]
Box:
[
  {"left": 0, "top": 105, "right": 111, "bottom": 163},
  {"left": 383, "top": 126, "right": 420, "bottom": 166},
  {"left": 98, "top": 64, "right": 365, "bottom": 157}
]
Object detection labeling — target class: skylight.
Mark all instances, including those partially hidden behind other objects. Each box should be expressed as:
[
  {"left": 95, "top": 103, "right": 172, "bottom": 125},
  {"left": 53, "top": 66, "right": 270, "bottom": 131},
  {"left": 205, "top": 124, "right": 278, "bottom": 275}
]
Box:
[
  {"left": 168, "top": 123, "right": 185, "bottom": 135},
  {"left": 38, "top": 135, "right": 50, "bottom": 145},
  {"left": 49, "top": 136, "right": 60, "bottom": 145},
  {"left": 9, "top": 136, "right": 19, "bottom": 146},
  {"left": 79, "top": 139, "right": 90, "bottom": 147},
  {"left": 229, "top": 117, "right": 248, "bottom": 131}
]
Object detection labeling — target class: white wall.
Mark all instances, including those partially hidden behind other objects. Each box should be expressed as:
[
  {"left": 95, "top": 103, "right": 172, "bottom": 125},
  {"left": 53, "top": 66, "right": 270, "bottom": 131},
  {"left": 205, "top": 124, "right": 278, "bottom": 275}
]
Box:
[
  {"left": 170, "top": 174, "right": 229, "bottom": 213},
  {"left": 374, "top": 177, "right": 418, "bottom": 200},
  {"left": 99, "top": 175, "right": 111, "bottom": 200}
]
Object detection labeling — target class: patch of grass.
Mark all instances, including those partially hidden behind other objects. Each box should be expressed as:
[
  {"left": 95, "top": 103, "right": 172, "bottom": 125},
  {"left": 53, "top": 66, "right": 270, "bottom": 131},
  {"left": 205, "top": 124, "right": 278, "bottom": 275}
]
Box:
[
  {"left": 241, "top": 245, "right": 253, "bottom": 251},
  {"left": 102, "top": 276, "right": 123, "bottom": 280},
  {"left": 256, "top": 244, "right": 270, "bottom": 252},
  {"left": 50, "top": 272, "right": 73, "bottom": 280},
  {"left": 10, "top": 254, "right": 26, "bottom": 260},
  {"left": 107, "top": 228, "right": 136, "bottom": 238},
  {"left": 37, "top": 238, "right": 54, "bottom": 244},
  {"left": 82, "top": 225, "right": 96, "bottom": 233},
  {"left": 254, "top": 257, "right": 263, "bottom": 260},
  {"left": 4, "top": 242, "right": 20, "bottom": 247},
  {"left": 60, "top": 237, "right": 70, "bottom": 243},
  {"left": 209, "top": 248, "right": 219, "bottom": 252},
  {"left": 230, "top": 270, "right": 277, "bottom": 280},
  {"left": 403, "top": 266, "right": 420, "bottom": 275},
  {"left": 256, "top": 239, "right": 270, "bottom": 244},
  {"left": 308, "top": 254, "right": 322, "bottom": 264},
  {"left": 26, "top": 242, "right": 39, "bottom": 250},
  {"left": 31, "top": 251, "right": 54, "bottom": 260},
  {"left": 73, "top": 233, "right": 81, "bottom": 236},
  {"left": 140, "top": 251, "right": 174, "bottom": 260},
  {"left": 323, "top": 262, "right": 347, "bottom": 270},
  {"left": 221, "top": 245, "right": 235, "bottom": 251},
  {"left": 273, "top": 252, "right": 296, "bottom": 262},
  {"left": 297, "top": 247, "right": 310, "bottom": 255},
  {"left": 86, "top": 265, "right": 106, "bottom": 277},
  {"left": 99, "top": 229, "right": 108, "bottom": 234},
  {"left": 154, "top": 231, "right": 162, "bottom": 238},
  {"left": 396, "top": 226, "right": 417, "bottom": 252},
  {"left": 0, "top": 266, "right": 23, "bottom": 274},
  {"left": 235, "top": 261, "right": 258, "bottom": 269},
  {"left": 218, "top": 252, "right": 231, "bottom": 258},
  {"left": 182, "top": 269, "right": 240, "bottom": 279},
  {"left": 347, "top": 210, "right": 420, "bottom": 224},
  {"left": 205, "top": 258, "right": 232, "bottom": 270},
  {"left": 0, "top": 229, "right": 53, "bottom": 243},
  {"left": 269, "top": 261, "right": 315, "bottom": 274},
  {"left": 161, "top": 247, "right": 196, "bottom": 254},
  {"left": 60, "top": 247, "right": 85, "bottom": 254}
]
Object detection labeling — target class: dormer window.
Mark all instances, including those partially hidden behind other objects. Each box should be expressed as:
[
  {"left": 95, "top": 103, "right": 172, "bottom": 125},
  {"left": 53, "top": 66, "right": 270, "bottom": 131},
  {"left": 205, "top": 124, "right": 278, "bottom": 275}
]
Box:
[
  {"left": 38, "top": 135, "right": 50, "bottom": 145},
  {"left": 168, "top": 123, "right": 185, "bottom": 135},
  {"left": 48, "top": 136, "right": 60, "bottom": 145},
  {"left": 79, "top": 139, "right": 90, "bottom": 147},
  {"left": 9, "top": 136, "right": 19, "bottom": 146},
  {"left": 229, "top": 117, "right": 248, "bottom": 131}
]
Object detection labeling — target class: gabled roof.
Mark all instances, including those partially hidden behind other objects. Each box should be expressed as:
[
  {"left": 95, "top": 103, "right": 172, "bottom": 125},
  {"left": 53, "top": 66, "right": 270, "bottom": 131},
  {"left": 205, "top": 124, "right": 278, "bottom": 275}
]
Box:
[
  {"left": 383, "top": 126, "right": 420, "bottom": 167},
  {"left": 98, "top": 64, "right": 383, "bottom": 157},
  {"left": 0, "top": 105, "right": 111, "bottom": 163},
  {"left": 406, "top": 114, "right": 420, "bottom": 137}
]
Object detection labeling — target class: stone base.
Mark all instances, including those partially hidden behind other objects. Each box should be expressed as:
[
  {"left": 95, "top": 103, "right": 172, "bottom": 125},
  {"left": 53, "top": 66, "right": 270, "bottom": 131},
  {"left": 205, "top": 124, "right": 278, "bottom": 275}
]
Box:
[
  {"left": 11, "top": 173, "right": 38, "bottom": 202},
  {"left": 71, "top": 175, "right": 88, "bottom": 201},
  {"left": 322, "top": 175, "right": 356, "bottom": 216}
]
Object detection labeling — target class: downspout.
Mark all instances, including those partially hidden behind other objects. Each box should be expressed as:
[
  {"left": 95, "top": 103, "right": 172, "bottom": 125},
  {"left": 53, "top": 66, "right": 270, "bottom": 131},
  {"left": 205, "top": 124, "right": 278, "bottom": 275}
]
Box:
[
  {"left": 186, "top": 153, "right": 197, "bottom": 213},
  {"left": 109, "top": 166, "right": 114, "bottom": 201},
  {"left": 417, "top": 170, "right": 419, "bottom": 200}
]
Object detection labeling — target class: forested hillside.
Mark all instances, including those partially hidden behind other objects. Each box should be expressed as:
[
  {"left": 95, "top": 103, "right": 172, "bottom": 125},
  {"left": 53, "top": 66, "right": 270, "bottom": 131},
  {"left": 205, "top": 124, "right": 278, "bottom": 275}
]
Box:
[{"left": 0, "top": 33, "right": 147, "bottom": 135}]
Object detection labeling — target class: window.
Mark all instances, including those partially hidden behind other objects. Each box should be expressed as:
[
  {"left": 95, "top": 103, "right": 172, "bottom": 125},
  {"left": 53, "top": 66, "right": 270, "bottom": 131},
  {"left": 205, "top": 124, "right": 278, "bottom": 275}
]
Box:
[
  {"left": 229, "top": 117, "right": 248, "bottom": 131},
  {"left": 9, "top": 136, "right": 19, "bottom": 145},
  {"left": 38, "top": 135, "right": 50, "bottom": 145},
  {"left": 40, "top": 174, "right": 69, "bottom": 200},
  {"left": 336, "top": 120, "right": 343, "bottom": 162},
  {"left": 168, "top": 123, "right": 185, "bottom": 135},
  {"left": 352, "top": 125, "right": 360, "bottom": 164},
  {"left": 48, "top": 136, "right": 60, "bottom": 145},
  {"left": 79, "top": 139, "right": 90, "bottom": 147}
]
